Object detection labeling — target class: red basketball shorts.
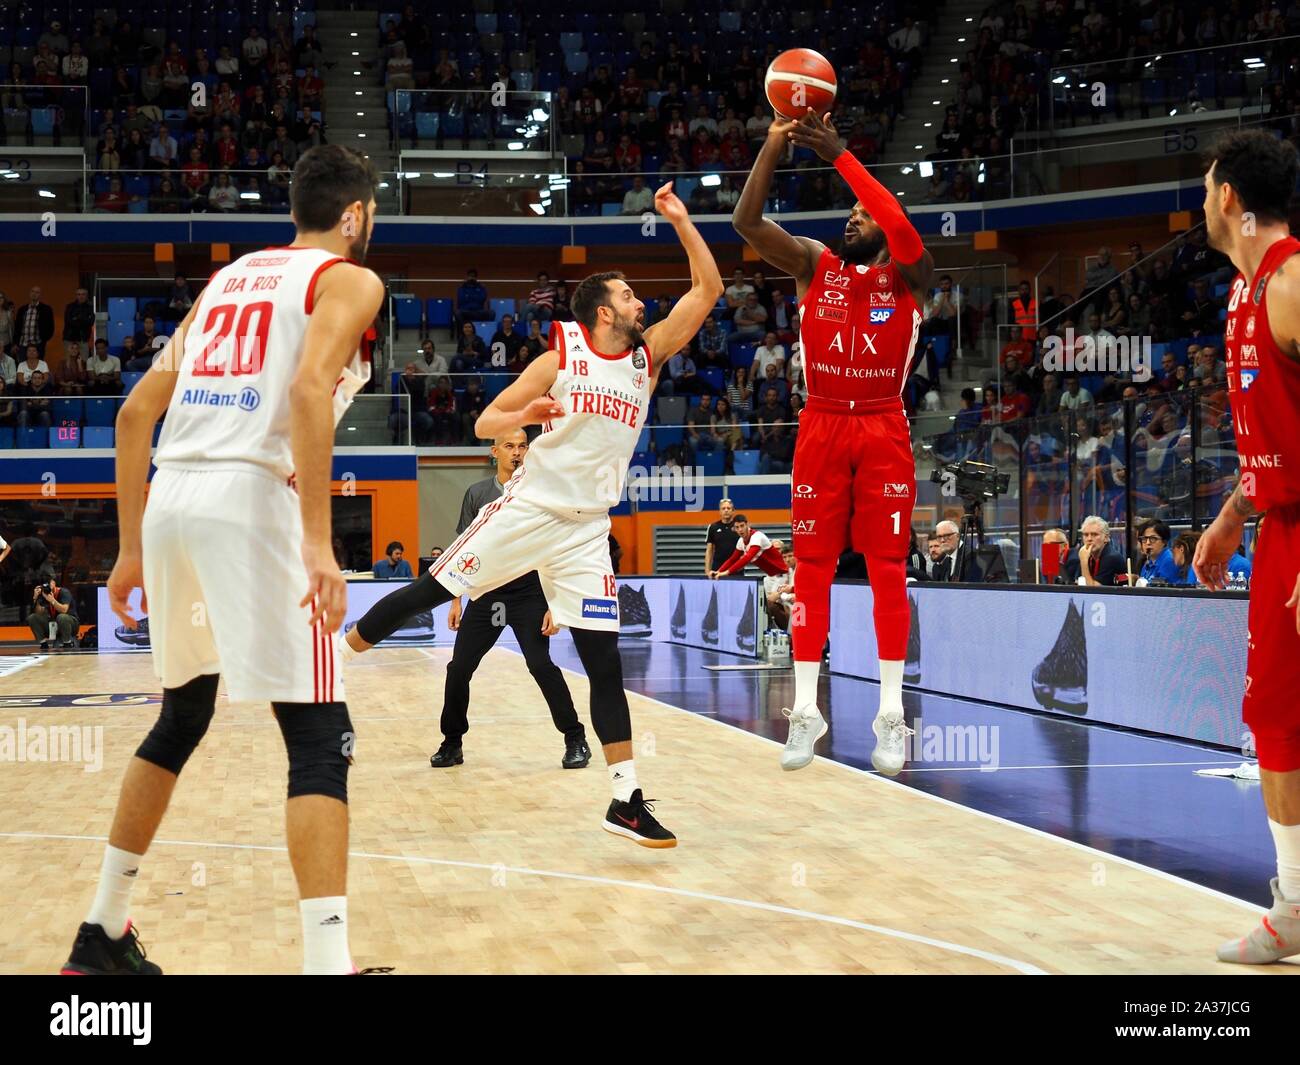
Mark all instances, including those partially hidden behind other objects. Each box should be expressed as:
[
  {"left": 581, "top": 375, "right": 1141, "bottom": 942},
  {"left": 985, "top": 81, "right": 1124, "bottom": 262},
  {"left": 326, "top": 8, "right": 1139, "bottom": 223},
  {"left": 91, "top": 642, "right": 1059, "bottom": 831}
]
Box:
[
  {"left": 790, "top": 401, "right": 916, "bottom": 563},
  {"left": 1243, "top": 503, "right": 1300, "bottom": 771}
]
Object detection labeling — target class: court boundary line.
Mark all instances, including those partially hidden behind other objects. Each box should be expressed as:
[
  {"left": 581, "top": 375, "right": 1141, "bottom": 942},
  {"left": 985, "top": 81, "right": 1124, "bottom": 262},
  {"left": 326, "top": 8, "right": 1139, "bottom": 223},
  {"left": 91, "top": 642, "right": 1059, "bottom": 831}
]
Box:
[
  {"left": 513, "top": 649, "right": 1266, "bottom": 916},
  {"left": 0, "top": 830, "right": 1045, "bottom": 975}
]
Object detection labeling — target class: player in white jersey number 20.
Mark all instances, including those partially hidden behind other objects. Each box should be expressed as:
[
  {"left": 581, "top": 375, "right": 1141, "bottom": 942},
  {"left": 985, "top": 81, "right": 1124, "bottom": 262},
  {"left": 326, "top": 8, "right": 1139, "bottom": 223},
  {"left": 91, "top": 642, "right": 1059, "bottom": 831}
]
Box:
[
  {"left": 61, "top": 146, "right": 387, "bottom": 977},
  {"left": 339, "top": 182, "right": 723, "bottom": 848}
]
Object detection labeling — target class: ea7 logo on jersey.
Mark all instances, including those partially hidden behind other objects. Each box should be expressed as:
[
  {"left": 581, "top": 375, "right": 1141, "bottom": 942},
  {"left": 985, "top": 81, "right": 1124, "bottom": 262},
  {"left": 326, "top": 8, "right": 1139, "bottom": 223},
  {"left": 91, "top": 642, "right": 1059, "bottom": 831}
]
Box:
[
  {"left": 791, "top": 519, "right": 816, "bottom": 534},
  {"left": 882, "top": 482, "right": 911, "bottom": 498},
  {"left": 824, "top": 270, "right": 850, "bottom": 287},
  {"left": 456, "top": 553, "right": 481, "bottom": 575}
]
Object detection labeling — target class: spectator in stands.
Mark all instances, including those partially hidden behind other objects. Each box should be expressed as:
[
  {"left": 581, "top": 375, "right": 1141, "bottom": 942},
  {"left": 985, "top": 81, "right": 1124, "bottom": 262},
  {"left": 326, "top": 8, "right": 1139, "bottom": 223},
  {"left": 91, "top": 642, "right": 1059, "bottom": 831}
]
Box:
[
  {"left": 18, "top": 369, "right": 53, "bottom": 429},
  {"left": 1169, "top": 530, "right": 1202, "bottom": 587},
  {"left": 923, "top": 521, "right": 965, "bottom": 581},
  {"left": 454, "top": 269, "right": 492, "bottom": 328},
  {"left": 667, "top": 345, "right": 705, "bottom": 396},
  {"left": 647, "top": 295, "right": 673, "bottom": 327},
  {"left": 798, "top": 174, "right": 833, "bottom": 211},
  {"left": 15, "top": 292, "right": 53, "bottom": 359},
  {"left": 293, "top": 106, "right": 324, "bottom": 153},
  {"left": 1036, "top": 374, "right": 1062, "bottom": 416},
  {"left": 208, "top": 171, "right": 239, "bottom": 212},
  {"left": 1102, "top": 287, "right": 1128, "bottom": 334},
  {"left": 1063, "top": 515, "right": 1126, "bottom": 586},
  {"left": 372, "top": 541, "right": 413, "bottom": 580},
  {"left": 86, "top": 342, "right": 121, "bottom": 396},
  {"left": 622, "top": 175, "right": 654, "bottom": 216},
  {"left": 489, "top": 315, "right": 525, "bottom": 371},
  {"left": 386, "top": 42, "right": 415, "bottom": 91},
  {"left": 149, "top": 123, "right": 179, "bottom": 170},
  {"left": 686, "top": 394, "right": 717, "bottom": 453},
  {"left": 755, "top": 385, "right": 788, "bottom": 438},
  {"left": 520, "top": 320, "right": 546, "bottom": 365},
  {"left": 120, "top": 337, "right": 151, "bottom": 373},
  {"left": 732, "top": 293, "right": 768, "bottom": 343},
  {"left": 521, "top": 273, "right": 556, "bottom": 325},
  {"left": 727, "top": 366, "right": 753, "bottom": 416},
  {"left": 0, "top": 291, "right": 13, "bottom": 357},
  {"left": 1081, "top": 246, "right": 1119, "bottom": 313},
  {"left": 55, "top": 343, "right": 86, "bottom": 396},
  {"left": 165, "top": 277, "right": 193, "bottom": 322},
  {"left": 427, "top": 376, "right": 459, "bottom": 445},
  {"left": 768, "top": 287, "right": 794, "bottom": 337},
  {"left": 134, "top": 317, "right": 166, "bottom": 361},
  {"left": 62, "top": 288, "right": 94, "bottom": 365},
  {"left": 1059, "top": 373, "right": 1094, "bottom": 411},
  {"left": 266, "top": 124, "right": 298, "bottom": 168},
  {"left": 0, "top": 342, "right": 15, "bottom": 388},
  {"left": 95, "top": 176, "right": 131, "bottom": 213},
  {"left": 0, "top": 378, "right": 14, "bottom": 431},
  {"left": 452, "top": 321, "right": 487, "bottom": 375},
  {"left": 150, "top": 177, "right": 185, "bottom": 213},
  {"left": 1193, "top": 345, "right": 1226, "bottom": 385},
  {"left": 121, "top": 129, "right": 148, "bottom": 172},
  {"left": 759, "top": 422, "right": 794, "bottom": 475},
  {"left": 724, "top": 268, "right": 754, "bottom": 320},
  {"left": 924, "top": 274, "right": 959, "bottom": 347},
  {"left": 414, "top": 339, "right": 449, "bottom": 385},
  {"left": 1180, "top": 278, "right": 1220, "bottom": 334},
  {"left": 458, "top": 377, "right": 487, "bottom": 442},
  {"left": 758, "top": 361, "right": 788, "bottom": 405},
  {"left": 393, "top": 364, "right": 433, "bottom": 444},
  {"left": 710, "top": 396, "right": 743, "bottom": 455},
  {"left": 752, "top": 332, "right": 786, "bottom": 381},
  {"left": 242, "top": 25, "right": 269, "bottom": 83},
  {"left": 1135, "top": 518, "right": 1180, "bottom": 585},
  {"left": 552, "top": 282, "right": 571, "bottom": 321}
]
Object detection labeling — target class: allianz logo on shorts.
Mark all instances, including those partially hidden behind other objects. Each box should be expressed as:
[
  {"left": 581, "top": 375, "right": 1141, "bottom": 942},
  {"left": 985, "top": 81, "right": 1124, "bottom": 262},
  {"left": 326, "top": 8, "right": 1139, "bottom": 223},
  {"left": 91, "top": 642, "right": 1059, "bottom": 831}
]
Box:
[
  {"left": 581, "top": 598, "right": 619, "bottom": 620},
  {"left": 180, "top": 387, "right": 261, "bottom": 412}
]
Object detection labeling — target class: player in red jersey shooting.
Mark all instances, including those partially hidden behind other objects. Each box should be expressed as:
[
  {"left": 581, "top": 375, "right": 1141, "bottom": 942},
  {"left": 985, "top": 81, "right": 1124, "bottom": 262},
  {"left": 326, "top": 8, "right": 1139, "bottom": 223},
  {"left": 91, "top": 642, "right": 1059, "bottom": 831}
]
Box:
[
  {"left": 734, "top": 110, "right": 932, "bottom": 775},
  {"left": 1194, "top": 129, "right": 1300, "bottom": 964}
]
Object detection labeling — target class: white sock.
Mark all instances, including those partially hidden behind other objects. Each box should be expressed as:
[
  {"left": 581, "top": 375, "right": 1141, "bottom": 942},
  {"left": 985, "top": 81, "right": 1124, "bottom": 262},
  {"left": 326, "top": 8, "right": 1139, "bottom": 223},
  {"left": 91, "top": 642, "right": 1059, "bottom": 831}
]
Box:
[
  {"left": 300, "top": 896, "right": 353, "bottom": 975},
  {"left": 86, "top": 844, "right": 144, "bottom": 938},
  {"left": 793, "top": 659, "right": 821, "bottom": 714},
  {"left": 878, "top": 660, "right": 905, "bottom": 718},
  {"left": 1269, "top": 819, "right": 1300, "bottom": 901},
  {"left": 608, "top": 759, "right": 639, "bottom": 803},
  {"left": 339, "top": 633, "right": 358, "bottom": 664}
]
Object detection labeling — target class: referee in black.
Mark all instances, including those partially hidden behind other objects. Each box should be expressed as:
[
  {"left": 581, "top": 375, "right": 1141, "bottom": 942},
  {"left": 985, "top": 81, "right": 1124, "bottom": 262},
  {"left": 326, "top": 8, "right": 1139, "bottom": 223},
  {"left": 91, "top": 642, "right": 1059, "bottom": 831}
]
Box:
[{"left": 430, "top": 429, "right": 593, "bottom": 770}]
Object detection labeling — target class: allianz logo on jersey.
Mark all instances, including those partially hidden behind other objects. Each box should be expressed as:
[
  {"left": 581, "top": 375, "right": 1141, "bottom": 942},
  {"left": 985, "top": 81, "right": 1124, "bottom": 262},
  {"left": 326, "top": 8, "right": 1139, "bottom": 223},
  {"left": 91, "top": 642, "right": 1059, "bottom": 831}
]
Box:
[
  {"left": 180, "top": 387, "right": 261, "bottom": 412},
  {"left": 581, "top": 598, "right": 619, "bottom": 620}
]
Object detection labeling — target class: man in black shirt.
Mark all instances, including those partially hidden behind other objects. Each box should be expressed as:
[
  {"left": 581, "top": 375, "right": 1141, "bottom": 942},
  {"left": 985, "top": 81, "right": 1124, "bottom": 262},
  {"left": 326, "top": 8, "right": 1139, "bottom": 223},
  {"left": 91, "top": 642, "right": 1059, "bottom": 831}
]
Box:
[
  {"left": 28, "top": 575, "right": 78, "bottom": 649},
  {"left": 703, "top": 498, "right": 740, "bottom": 576},
  {"left": 430, "top": 430, "right": 591, "bottom": 770},
  {"left": 488, "top": 314, "right": 526, "bottom": 371}
]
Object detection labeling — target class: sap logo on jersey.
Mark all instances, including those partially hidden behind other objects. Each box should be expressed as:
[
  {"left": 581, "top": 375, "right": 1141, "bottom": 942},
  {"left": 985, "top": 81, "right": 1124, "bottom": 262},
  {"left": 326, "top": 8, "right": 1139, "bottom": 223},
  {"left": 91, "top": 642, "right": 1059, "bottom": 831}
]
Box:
[
  {"left": 869, "top": 309, "right": 894, "bottom": 323},
  {"left": 1240, "top": 368, "right": 1259, "bottom": 391},
  {"left": 882, "top": 482, "right": 911, "bottom": 498},
  {"left": 581, "top": 598, "right": 619, "bottom": 620},
  {"left": 456, "top": 553, "right": 481, "bottom": 575}
]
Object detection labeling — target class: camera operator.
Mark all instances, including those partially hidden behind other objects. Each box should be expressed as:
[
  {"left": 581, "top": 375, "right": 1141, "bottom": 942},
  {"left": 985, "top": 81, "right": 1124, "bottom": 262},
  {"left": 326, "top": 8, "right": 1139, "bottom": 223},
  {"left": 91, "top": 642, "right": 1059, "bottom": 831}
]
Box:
[{"left": 27, "top": 575, "right": 78, "bottom": 649}]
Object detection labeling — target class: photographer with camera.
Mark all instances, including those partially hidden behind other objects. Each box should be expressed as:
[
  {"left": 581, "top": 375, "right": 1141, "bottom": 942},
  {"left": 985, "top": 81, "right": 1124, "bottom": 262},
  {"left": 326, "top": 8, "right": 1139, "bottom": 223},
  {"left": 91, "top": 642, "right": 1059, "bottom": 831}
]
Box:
[{"left": 27, "top": 575, "right": 78, "bottom": 649}]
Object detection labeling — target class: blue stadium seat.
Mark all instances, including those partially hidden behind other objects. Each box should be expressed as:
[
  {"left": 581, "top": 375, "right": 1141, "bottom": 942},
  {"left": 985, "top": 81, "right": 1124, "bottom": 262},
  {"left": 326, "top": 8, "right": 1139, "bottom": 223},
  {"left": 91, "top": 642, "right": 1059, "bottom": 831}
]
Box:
[
  {"left": 49, "top": 426, "right": 80, "bottom": 449},
  {"left": 414, "top": 111, "right": 439, "bottom": 139},
  {"left": 930, "top": 334, "right": 951, "bottom": 367},
  {"left": 473, "top": 321, "right": 496, "bottom": 347},
  {"left": 732, "top": 449, "right": 761, "bottom": 475},
  {"left": 30, "top": 107, "right": 57, "bottom": 137},
  {"left": 600, "top": 202, "right": 621, "bottom": 216},
  {"left": 51, "top": 398, "right": 84, "bottom": 423},
  {"left": 489, "top": 298, "right": 516, "bottom": 320},
  {"left": 427, "top": 297, "right": 453, "bottom": 329},
  {"left": 84, "top": 398, "right": 118, "bottom": 427},
  {"left": 482, "top": 373, "right": 512, "bottom": 400},
  {"left": 0, "top": 426, "right": 14, "bottom": 449},
  {"left": 392, "top": 294, "right": 422, "bottom": 329},
  {"left": 19, "top": 426, "right": 47, "bottom": 449},
  {"left": 729, "top": 342, "right": 756, "bottom": 368},
  {"left": 83, "top": 426, "right": 115, "bottom": 448},
  {"left": 654, "top": 426, "right": 684, "bottom": 449},
  {"left": 108, "top": 297, "right": 137, "bottom": 321},
  {"left": 121, "top": 372, "right": 144, "bottom": 394},
  {"left": 697, "top": 449, "right": 725, "bottom": 476},
  {"left": 699, "top": 367, "right": 725, "bottom": 393},
  {"left": 107, "top": 321, "right": 134, "bottom": 347}
]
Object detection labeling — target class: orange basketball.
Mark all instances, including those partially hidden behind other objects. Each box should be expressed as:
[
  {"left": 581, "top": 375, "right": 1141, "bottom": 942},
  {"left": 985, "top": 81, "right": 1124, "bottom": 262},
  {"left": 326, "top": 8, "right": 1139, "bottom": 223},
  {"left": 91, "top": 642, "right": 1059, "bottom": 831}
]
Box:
[{"left": 764, "top": 48, "right": 837, "bottom": 119}]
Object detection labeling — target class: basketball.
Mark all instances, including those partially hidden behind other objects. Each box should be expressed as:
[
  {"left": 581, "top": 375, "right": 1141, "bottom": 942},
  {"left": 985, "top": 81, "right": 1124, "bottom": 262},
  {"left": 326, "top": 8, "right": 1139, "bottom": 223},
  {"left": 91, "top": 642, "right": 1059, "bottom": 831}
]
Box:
[{"left": 764, "top": 48, "right": 837, "bottom": 119}]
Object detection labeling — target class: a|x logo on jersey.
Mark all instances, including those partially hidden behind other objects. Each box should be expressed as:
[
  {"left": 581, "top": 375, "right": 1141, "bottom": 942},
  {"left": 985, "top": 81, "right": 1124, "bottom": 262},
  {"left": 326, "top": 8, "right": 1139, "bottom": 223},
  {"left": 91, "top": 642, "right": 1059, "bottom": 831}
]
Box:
[{"left": 858, "top": 331, "right": 878, "bottom": 360}]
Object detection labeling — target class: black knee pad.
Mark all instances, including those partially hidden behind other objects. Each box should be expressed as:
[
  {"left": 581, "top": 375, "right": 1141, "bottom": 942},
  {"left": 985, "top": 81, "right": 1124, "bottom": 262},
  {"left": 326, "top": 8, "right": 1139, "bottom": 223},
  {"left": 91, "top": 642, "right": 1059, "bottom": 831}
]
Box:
[
  {"left": 135, "top": 674, "right": 219, "bottom": 775},
  {"left": 273, "top": 701, "right": 353, "bottom": 803}
]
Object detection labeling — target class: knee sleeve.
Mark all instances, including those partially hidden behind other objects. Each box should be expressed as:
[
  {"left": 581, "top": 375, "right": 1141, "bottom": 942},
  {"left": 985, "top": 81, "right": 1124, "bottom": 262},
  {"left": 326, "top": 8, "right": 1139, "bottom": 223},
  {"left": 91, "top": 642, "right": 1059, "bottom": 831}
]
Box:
[
  {"left": 135, "top": 673, "right": 219, "bottom": 775},
  {"left": 273, "top": 701, "right": 354, "bottom": 803},
  {"left": 570, "top": 628, "right": 632, "bottom": 746},
  {"left": 866, "top": 554, "right": 909, "bottom": 661},
  {"left": 1252, "top": 727, "right": 1300, "bottom": 773},
  {"left": 790, "top": 556, "right": 836, "bottom": 661}
]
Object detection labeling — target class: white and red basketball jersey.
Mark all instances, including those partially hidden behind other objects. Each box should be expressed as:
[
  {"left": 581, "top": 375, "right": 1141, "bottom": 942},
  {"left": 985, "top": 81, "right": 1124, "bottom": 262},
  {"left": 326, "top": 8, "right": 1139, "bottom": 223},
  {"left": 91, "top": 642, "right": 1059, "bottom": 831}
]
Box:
[
  {"left": 718, "top": 528, "right": 788, "bottom": 576},
  {"left": 508, "top": 321, "right": 653, "bottom": 518},
  {"left": 154, "top": 245, "right": 372, "bottom": 482},
  {"left": 1224, "top": 235, "right": 1300, "bottom": 510},
  {"left": 797, "top": 247, "right": 923, "bottom": 410}
]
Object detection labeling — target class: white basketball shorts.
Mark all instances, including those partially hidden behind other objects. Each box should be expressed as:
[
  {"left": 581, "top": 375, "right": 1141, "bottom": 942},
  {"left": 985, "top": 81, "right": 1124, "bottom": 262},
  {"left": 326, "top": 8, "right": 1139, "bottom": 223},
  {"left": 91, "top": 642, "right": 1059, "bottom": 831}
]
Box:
[
  {"left": 142, "top": 465, "right": 343, "bottom": 703},
  {"left": 429, "top": 491, "right": 620, "bottom": 631}
]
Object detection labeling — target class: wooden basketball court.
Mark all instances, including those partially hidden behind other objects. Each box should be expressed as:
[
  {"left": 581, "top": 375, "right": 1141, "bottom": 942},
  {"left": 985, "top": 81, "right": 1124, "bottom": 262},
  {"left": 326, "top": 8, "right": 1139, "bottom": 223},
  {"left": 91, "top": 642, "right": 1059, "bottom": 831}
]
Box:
[{"left": 0, "top": 646, "right": 1291, "bottom": 975}]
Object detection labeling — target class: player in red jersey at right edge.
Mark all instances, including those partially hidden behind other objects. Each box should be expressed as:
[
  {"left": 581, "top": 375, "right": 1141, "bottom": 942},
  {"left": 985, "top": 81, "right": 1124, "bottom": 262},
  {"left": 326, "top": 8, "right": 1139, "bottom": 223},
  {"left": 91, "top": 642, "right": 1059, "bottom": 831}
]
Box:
[
  {"left": 1194, "top": 130, "right": 1300, "bottom": 964},
  {"left": 734, "top": 109, "right": 932, "bottom": 775}
]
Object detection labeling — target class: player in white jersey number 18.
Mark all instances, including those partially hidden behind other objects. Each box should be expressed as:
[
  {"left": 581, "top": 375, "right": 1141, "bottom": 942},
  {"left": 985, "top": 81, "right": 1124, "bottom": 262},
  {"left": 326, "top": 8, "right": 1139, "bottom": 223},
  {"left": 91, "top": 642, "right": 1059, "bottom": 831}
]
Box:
[
  {"left": 337, "top": 182, "right": 723, "bottom": 848},
  {"left": 61, "top": 145, "right": 386, "bottom": 976}
]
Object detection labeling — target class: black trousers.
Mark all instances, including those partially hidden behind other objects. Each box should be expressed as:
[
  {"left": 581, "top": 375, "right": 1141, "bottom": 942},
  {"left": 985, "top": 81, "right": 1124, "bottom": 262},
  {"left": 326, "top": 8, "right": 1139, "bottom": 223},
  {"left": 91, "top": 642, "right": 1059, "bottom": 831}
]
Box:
[{"left": 441, "top": 588, "right": 584, "bottom": 743}]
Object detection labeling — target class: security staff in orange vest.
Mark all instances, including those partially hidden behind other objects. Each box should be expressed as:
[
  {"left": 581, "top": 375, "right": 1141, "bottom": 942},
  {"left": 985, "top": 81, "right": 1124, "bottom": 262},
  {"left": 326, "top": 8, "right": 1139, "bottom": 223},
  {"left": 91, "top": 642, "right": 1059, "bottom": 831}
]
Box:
[{"left": 1010, "top": 280, "right": 1037, "bottom": 341}]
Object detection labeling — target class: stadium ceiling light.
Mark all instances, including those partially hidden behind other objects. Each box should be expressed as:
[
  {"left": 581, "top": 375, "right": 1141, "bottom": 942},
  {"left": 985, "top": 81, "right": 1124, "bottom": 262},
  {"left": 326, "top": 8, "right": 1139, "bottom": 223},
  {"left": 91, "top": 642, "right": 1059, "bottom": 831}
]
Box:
[
  {"left": 1168, "top": 107, "right": 1178, "bottom": 115},
  {"left": 356, "top": 111, "right": 365, "bottom": 116},
  {"left": 924, "top": 121, "right": 932, "bottom": 127},
  {"left": 899, "top": 165, "right": 914, "bottom": 174},
  {"left": 529, "top": 203, "right": 545, "bottom": 215},
  {"left": 358, "top": 133, "right": 366, "bottom": 138},
  {"left": 1, "top": 170, "right": 18, "bottom": 179},
  {"left": 1053, "top": 75, "right": 1067, "bottom": 83},
  {"left": 957, "top": 37, "right": 966, "bottom": 42},
  {"left": 532, "top": 107, "right": 549, "bottom": 121},
  {"left": 347, "top": 425, "right": 356, "bottom": 431},
  {"left": 351, "top": 51, "right": 360, "bottom": 56},
  {"left": 913, "top": 144, "right": 922, "bottom": 149},
  {"left": 354, "top": 90, "right": 363, "bottom": 95},
  {"left": 37, "top": 189, "right": 54, "bottom": 198},
  {"left": 950, "top": 57, "right": 958, "bottom": 62},
  {"left": 919, "top": 161, "right": 934, "bottom": 177},
  {"left": 403, "top": 171, "right": 422, "bottom": 178},
  {"left": 378, "top": 181, "right": 390, "bottom": 189},
  {"left": 432, "top": 171, "right": 454, "bottom": 178},
  {"left": 240, "top": 191, "right": 260, "bottom": 200},
  {"left": 1154, "top": 55, "right": 1162, "bottom": 61},
  {"left": 700, "top": 173, "right": 720, "bottom": 186},
  {"left": 507, "top": 141, "right": 525, "bottom": 150},
  {"left": 932, "top": 99, "right": 941, "bottom": 105},
  {"left": 350, "top": 32, "right": 357, "bottom": 37},
  {"left": 941, "top": 78, "right": 949, "bottom": 84},
  {"left": 966, "top": 16, "right": 973, "bottom": 20}
]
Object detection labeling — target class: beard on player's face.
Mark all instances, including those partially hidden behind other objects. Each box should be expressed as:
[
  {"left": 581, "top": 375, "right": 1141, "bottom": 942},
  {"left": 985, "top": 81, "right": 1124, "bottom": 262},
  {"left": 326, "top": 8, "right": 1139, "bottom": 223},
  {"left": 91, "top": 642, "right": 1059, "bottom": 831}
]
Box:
[
  {"left": 840, "top": 222, "right": 886, "bottom": 264},
  {"left": 611, "top": 303, "right": 646, "bottom": 349}
]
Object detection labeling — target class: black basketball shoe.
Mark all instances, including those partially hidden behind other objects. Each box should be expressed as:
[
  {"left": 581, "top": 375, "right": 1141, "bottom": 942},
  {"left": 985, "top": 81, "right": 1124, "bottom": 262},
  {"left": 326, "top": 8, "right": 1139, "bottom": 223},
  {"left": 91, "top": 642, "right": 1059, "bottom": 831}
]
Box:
[
  {"left": 61, "top": 921, "right": 162, "bottom": 975},
  {"left": 429, "top": 741, "right": 464, "bottom": 767},
  {"left": 735, "top": 587, "right": 756, "bottom": 653},
  {"left": 562, "top": 735, "right": 592, "bottom": 769},
  {"left": 602, "top": 789, "right": 677, "bottom": 848},
  {"left": 1031, "top": 599, "right": 1089, "bottom": 715},
  {"left": 670, "top": 586, "right": 687, "bottom": 639},
  {"left": 701, "top": 587, "right": 719, "bottom": 645},
  {"left": 903, "top": 594, "right": 921, "bottom": 685},
  {"left": 618, "top": 584, "right": 653, "bottom": 637}
]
